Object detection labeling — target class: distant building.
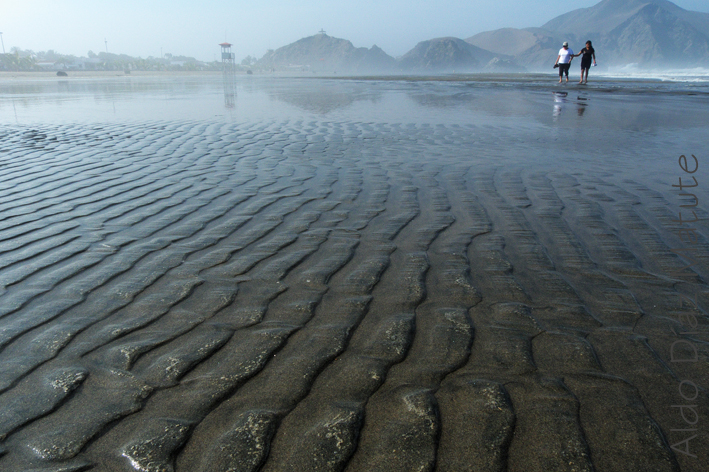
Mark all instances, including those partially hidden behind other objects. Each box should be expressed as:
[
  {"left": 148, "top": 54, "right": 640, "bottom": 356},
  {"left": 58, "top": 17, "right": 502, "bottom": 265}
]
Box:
[
  {"left": 68, "top": 58, "right": 102, "bottom": 70},
  {"left": 36, "top": 61, "right": 65, "bottom": 70}
]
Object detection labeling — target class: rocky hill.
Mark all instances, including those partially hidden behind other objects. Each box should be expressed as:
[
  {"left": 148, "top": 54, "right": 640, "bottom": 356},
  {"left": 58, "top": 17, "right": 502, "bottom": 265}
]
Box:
[
  {"left": 397, "top": 37, "right": 522, "bottom": 72},
  {"left": 256, "top": 33, "right": 396, "bottom": 74},
  {"left": 468, "top": 0, "right": 709, "bottom": 70},
  {"left": 466, "top": 28, "right": 565, "bottom": 70}
]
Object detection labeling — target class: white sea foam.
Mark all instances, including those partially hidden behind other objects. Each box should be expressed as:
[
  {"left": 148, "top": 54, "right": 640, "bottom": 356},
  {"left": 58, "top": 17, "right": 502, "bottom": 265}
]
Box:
[{"left": 597, "top": 64, "right": 709, "bottom": 82}]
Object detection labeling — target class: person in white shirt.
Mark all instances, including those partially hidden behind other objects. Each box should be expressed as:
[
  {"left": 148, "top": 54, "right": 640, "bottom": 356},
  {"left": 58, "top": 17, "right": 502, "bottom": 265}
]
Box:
[{"left": 554, "top": 42, "right": 574, "bottom": 83}]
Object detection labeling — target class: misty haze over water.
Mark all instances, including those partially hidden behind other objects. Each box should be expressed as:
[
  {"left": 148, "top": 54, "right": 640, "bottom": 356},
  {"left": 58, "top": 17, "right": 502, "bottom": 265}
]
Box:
[{"left": 1, "top": 73, "right": 707, "bottom": 125}]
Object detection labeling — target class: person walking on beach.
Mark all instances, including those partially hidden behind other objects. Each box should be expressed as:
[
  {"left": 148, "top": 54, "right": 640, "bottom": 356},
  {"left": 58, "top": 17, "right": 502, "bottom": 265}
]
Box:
[
  {"left": 555, "top": 42, "right": 574, "bottom": 83},
  {"left": 574, "top": 40, "right": 597, "bottom": 84}
]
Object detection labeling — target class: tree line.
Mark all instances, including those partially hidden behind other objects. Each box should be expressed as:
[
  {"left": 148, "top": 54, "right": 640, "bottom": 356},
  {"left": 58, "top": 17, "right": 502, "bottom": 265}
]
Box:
[{"left": 0, "top": 48, "right": 229, "bottom": 72}]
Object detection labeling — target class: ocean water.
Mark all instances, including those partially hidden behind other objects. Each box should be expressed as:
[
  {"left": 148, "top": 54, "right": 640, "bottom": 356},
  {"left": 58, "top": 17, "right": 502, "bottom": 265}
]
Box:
[{"left": 599, "top": 65, "right": 709, "bottom": 83}]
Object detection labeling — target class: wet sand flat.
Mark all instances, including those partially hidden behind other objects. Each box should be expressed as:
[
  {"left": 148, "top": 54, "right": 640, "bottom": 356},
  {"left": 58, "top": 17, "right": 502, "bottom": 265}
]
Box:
[{"left": 0, "top": 76, "right": 708, "bottom": 471}]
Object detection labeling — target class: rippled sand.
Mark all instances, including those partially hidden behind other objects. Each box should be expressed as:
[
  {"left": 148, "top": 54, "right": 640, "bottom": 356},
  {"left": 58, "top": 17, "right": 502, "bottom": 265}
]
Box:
[{"left": 1, "top": 77, "right": 708, "bottom": 471}]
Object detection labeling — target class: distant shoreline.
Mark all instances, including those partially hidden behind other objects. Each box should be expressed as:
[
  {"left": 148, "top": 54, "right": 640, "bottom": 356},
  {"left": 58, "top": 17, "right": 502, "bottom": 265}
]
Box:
[
  {"left": 1, "top": 70, "right": 708, "bottom": 88},
  {"left": 0, "top": 70, "right": 225, "bottom": 80}
]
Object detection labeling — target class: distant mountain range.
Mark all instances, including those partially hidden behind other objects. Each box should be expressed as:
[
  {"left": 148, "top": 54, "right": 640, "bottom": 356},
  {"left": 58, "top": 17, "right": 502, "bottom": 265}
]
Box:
[
  {"left": 255, "top": 34, "right": 527, "bottom": 73},
  {"left": 256, "top": 0, "right": 709, "bottom": 73},
  {"left": 470, "top": 0, "right": 709, "bottom": 69}
]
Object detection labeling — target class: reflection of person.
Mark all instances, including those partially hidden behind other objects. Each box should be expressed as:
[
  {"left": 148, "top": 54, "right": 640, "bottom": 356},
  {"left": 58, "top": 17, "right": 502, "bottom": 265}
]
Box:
[
  {"left": 574, "top": 41, "right": 597, "bottom": 84},
  {"left": 553, "top": 92, "right": 566, "bottom": 118},
  {"left": 555, "top": 42, "right": 574, "bottom": 84}
]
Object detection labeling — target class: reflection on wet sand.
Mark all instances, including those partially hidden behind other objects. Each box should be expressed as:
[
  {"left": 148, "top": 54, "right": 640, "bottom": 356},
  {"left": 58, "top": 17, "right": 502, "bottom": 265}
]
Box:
[
  {"left": 553, "top": 91, "right": 567, "bottom": 119},
  {"left": 264, "top": 80, "right": 383, "bottom": 114},
  {"left": 1, "top": 73, "right": 708, "bottom": 127},
  {"left": 553, "top": 91, "right": 590, "bottom": 119},
  {"left": 223, "top": 78, "right": 236, "bottom": 109}
]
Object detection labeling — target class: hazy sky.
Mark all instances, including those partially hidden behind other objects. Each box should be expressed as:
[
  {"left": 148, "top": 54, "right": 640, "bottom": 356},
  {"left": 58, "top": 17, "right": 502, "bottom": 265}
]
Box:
[{"left": 2, "top": 0, "right": 709, "bottom": 61}]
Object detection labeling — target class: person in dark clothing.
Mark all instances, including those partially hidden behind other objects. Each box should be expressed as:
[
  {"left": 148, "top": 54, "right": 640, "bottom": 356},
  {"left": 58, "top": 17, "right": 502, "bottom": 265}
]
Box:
[{"left": 574, "top": 41, "right": 596, "bottom": 84}]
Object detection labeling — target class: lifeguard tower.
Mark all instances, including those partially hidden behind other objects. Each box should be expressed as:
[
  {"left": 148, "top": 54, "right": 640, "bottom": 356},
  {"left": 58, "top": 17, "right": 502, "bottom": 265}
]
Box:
[{"left": 220, "top": 42, "right": 236, "bottom": 108}]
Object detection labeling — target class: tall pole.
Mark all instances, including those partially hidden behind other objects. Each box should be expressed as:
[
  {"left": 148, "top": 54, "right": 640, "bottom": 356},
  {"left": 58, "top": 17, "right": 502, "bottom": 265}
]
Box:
[
  {"left": 0, "top": 32, "right": 5, "bottom": 55},
  {"left": 105, "top": 38, "right": 108, "bottom": 53}
]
